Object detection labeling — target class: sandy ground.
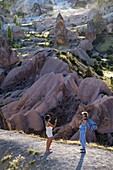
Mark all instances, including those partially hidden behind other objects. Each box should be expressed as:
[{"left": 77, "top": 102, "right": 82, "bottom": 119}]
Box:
[
  {"left": 104, "top": 71, "right": 113, "bottom": 78},
  {"left": 0, "top": 129, "right": 113, "bottom": 170}
]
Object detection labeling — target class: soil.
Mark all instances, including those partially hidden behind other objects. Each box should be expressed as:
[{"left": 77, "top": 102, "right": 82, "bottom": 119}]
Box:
[{"left": 0, "top": 129, "right": 113, "bottom": 170}]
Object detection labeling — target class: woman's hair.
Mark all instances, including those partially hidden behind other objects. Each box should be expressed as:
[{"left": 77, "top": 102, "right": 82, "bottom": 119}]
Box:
[{"left": 45, "top": 115, "right": 50, "bottom": 121}]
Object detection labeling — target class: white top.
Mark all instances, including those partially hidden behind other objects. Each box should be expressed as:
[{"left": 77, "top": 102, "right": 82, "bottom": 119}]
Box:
[{"left": 46, "top": 126, "right": 53, "bottom": 138}]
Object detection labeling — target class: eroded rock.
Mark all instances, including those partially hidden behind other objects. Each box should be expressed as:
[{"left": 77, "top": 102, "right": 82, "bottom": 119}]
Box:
[
  {"left": 77, "top": 77, "right": 112, "bottom": 104},
  {"left": 0, "top": 36, "right": 19, "bottom": 68}
]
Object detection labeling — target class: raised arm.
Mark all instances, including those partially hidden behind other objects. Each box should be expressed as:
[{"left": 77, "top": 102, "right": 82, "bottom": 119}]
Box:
[{"left": 48, "top": 118, "right": 57, "bottom": 128}]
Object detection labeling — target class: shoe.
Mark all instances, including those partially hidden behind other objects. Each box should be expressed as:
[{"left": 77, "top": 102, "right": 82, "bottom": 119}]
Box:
[
  {"left": 49, "top": 151, "right": 52, "bottom": 154},
  {"left": 80, "top": 150, "right": 86, "bottom": 153},
  {"left": 45, "top": 151, "right": 53, "bottom": 154},
  {"left": 80, "top": 149, "right": 84, "bottom": 150}
]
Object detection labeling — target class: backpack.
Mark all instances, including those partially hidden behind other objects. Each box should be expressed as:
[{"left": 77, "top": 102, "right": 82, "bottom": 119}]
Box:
[{"left": 86, "top": 118, "right": 97, "bottom": 130}]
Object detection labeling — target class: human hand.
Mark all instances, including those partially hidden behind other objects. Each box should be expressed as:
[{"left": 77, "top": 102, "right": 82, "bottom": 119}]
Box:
[{"left": 55, "top": 118, "right": 57, "bottom": 122}]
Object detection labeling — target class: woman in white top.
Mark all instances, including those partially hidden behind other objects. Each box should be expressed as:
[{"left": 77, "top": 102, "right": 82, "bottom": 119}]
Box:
[{"left": 45, "top": 114, "right": 57, "bottom": 153}]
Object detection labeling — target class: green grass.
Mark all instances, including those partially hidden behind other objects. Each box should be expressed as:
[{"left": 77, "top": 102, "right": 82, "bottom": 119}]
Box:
[
  {"left": 95, "top": 36, "right": 113, "bottom": 53},
  {"left": 8, "top": 155, "right": 25, "bottom": 169},
  {"left": 1, "top": 155, "right": 11, "bottom": 163},
  {"left": 27, "top": 149, "right": 38, "bottom": 155},
  {"left": 103, "top": 70, "right": 113, "bottom": 89},
  {"left": 28, "top": 149, "right": 34, "bottom": 154},
  {"left": 33, "top": 150, "right": 38, "bottom": 155},
  {"left": 55, "top": 139, "right": 113, "bottom": 151},
  {"left": 29, "top": 160, "right": 36, "bottom": 165}
]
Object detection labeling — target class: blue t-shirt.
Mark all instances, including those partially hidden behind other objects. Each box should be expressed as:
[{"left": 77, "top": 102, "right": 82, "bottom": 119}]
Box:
[
  {"left": 86, "top": 118, "right": 97, "bottom": 130},
  {"left": 79, "top": 122, "right": 86, "bottom": 132}
]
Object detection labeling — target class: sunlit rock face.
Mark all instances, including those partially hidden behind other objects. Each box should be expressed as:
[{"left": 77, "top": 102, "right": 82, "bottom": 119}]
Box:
[
  {"left": 54, "top": 13, "right": 78, "bottom": 49},
  {"left": 54, "top": 13, "right": 68, "bottom": 48}
]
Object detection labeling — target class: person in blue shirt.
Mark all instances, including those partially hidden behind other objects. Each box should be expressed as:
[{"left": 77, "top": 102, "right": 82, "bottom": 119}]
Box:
[
  {"left": 79, "top": 116, "right": 87, "bottom": 153},
  {"left": 79, "top": 111, "right": 97, "bottom": 153}
]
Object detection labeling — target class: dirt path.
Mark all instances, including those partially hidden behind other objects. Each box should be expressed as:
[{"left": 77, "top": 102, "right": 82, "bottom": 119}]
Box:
[{"left": 0, "top": 130, "right": 113, "bottom": 170}]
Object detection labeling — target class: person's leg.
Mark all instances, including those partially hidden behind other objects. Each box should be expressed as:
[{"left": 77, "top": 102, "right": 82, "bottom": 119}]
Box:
[
  {"left": 80, "top": 130, "right": 86, "bottom": 151},
  {"left": 48, "top": 137, "right": 52, "bottom": 150},
  {"left": 82, "top": 135, "right": 86, "bottom": 151},
  {"left": 46, "top": 138, "right": 50, "bottom": 151},
  {"left": 46, "top": 137, "right": 53, "bottom": 152}
]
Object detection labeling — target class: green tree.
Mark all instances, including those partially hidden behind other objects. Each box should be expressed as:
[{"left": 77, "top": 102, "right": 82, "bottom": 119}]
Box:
[
  {"left": 84, "top": 66, "right": 93, "bottom": 77},
  {"left": 13, "top": 15, "right": 19, "bottom": 26},
  {"left": 7, "top": 25, "right": 13, "bottom": 45},
  {"left": 96, "top": 69, "right": 103, "bottom": 76},
  {"left": 110, "top": 77, "right": 113, "bottom": 85}
]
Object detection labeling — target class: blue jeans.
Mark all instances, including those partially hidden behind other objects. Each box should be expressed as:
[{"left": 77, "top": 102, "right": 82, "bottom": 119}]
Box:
[
  {"left": 79, "top": 122, "right": 86, "bottom": 150},
  {"left": 80, "top": 130, "right": 86, "bottom": 150}
]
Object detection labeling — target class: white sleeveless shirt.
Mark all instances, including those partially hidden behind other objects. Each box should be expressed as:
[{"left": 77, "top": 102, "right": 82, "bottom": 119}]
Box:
[{"left": 46, "top": 126, "right": 53, "bottom": 138}]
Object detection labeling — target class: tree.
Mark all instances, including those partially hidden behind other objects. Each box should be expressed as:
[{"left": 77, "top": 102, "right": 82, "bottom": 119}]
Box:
[
  {"left": 84, "top": 66, "right": 93, "bottom": 77},
  {"left": 7, "top": 25, "right": 13, "bottom": 45},
  {"left": 13, "top": 15, "right": 19, "bottom": 26}
]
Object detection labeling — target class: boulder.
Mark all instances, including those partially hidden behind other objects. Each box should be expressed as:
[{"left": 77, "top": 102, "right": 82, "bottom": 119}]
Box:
[
  {"left": 9, "top": 113, "right": 27, "bottom": 131},
  {"left": 77, "top": 77, "right": 112, "bottom": 104},
  {"left": 75, "top": 47, "right": 94, "bottom": 66},
  {"left": 107, "top": 23, "right": 113, "bottom": 33},
  {"left": 0, "top": 36, "right": 19, "bottom": 68},
  {"left": 1, "top": 60, "right": 36, "bottom": 90},
  {"left": 25, "top": 109, "right": 44, "bottom": 133},
  {"left": 40, "top": 57, "right": 70, "bottom": 76},
  {"left": 90, "top": 96, "right": 113, "bottom": 134},
  {"left": 54, "top": 124, "right": 74, "bottom": 140},
  {"left": 64, "top": 75, "right": 78, "bottom": 95},
  {"left": 79, "top": 39, "right": 93, "bottom": 51},
  {"left": 10, "top": 109, "right": 44, "bottom": 133},
  {"left": 12, "top": 25, "right": 25, "bottom": 41},
  {"left": 1, "top": 53, "right": 45, "bottom": 90}
]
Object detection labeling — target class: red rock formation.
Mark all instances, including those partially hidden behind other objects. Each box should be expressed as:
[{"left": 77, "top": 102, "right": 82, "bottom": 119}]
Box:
[
  {"left": 1, "top": 69, "right": 79, "bottom": 134},
  {"left": 54, "top": 13, "right": 77, "bottom": 48},
  {"left": 1, "top": 53, "right": 46, "bottom": 90},
  {"left": 69, "top": 96, "right": 113, "bottom": 145},
  {"left": 0, "top": 36, "right": 19, "bottom": 68},
  {"left": 54, "top": 13, "right": 68, "bottom": 47},
  {"left": 77, "top": 77, "right": 112, "bottom": 104}
]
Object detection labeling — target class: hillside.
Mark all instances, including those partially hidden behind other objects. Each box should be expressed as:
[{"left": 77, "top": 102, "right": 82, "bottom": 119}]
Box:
[
  {"left": 0, "top": 0, "right": 113, "bottom": 146},
  {"left": 0, "top": 129, "right": 113, "bottom": 170}
]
